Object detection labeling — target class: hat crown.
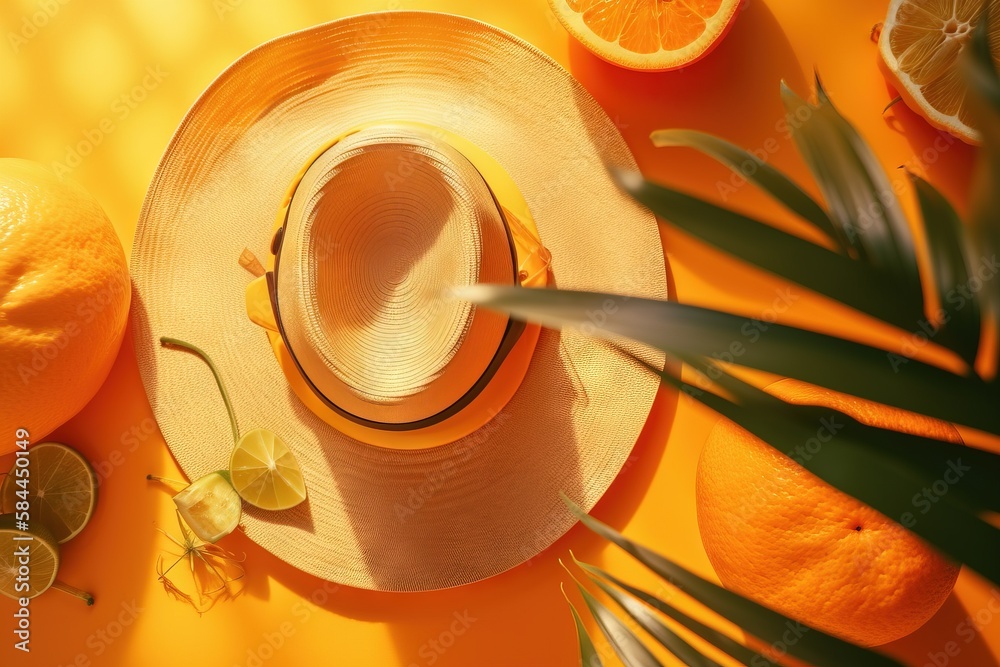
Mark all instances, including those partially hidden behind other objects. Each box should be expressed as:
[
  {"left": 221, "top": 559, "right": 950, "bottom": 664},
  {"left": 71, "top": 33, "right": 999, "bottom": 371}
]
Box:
[{"left": 279, "top": 126, "right": 514, "bottom": 425}]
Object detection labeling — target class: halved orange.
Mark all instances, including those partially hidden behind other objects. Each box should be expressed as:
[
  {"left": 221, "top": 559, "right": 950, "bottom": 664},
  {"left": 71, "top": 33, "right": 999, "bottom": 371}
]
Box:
[
  {"left": 879, "top": 0, "right": 1000, "bottom": 144},
  {"left": 548, "top": 0, "right": 745, "bottom": 71}
]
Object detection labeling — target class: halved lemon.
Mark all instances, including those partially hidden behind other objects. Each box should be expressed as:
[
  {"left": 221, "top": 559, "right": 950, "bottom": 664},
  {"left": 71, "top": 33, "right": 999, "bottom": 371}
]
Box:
[
  {"left": 0, "top": 514, "right": 59, "bottom": 599},
  {"left": 230, "top": 429, "right": 307, "bottom": 511},
  {"left": 879, "top": 0, "right": 1000, "bottom": 144},
  {"left": 0, "top": 443, "right": 98, "bottom": 543},
  {"left": 172, "top": 471, "right": 242, "bottom": 543},
  {"left": 548, "top": 0, "right": 745, "bottom": 71}
]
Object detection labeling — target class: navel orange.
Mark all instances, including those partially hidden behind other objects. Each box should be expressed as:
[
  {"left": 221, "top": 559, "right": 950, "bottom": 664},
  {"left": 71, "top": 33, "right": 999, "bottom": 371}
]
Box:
[
  {"left": 548, "top": 0, "right": 745, "bottom": 71},
  {"left": 0, "top": 160, "right": 130, "bottom": 452},
  {"left": 879, "top": 0, "right": 1000, "bottom": 144},
  {"left": 696, "top": 379, "right": 961, "bottom": 647}
]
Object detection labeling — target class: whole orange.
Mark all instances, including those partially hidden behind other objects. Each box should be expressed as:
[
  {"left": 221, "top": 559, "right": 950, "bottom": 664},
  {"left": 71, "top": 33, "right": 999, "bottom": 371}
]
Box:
[
  {"left": 0, "top": 159, "right": 130, "bottom": 452},
  {"left": 696, "top": 379, "right": 961, "bottom": 647}
]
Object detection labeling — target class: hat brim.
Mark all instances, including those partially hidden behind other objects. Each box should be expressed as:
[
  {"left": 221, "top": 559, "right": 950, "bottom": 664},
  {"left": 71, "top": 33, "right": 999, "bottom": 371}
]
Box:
[{"left": 131, "top": 10, "right": 667, "bottom": 591}]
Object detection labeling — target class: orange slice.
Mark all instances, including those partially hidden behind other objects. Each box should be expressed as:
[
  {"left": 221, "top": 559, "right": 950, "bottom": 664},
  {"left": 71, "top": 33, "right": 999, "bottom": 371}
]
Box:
[
  {"left": 879, "top": 0, "right": 1000, "bottom": 144},
  {"left": 548, "top": 0, "right": 745, "bottom": 71}
]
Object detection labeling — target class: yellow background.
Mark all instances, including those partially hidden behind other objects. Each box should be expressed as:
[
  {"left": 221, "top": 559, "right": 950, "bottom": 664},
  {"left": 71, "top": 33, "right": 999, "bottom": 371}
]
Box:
[{"left": 1, "top": 0, "right": 999, "bottom": 665}]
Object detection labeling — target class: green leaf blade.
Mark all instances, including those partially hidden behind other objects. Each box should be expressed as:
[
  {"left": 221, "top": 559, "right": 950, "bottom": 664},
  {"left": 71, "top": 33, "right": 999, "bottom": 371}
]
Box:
[
  {"left": 457, "top": 286, "right": 1000, "bottom": 434},
  {"left": 612, "top": 172, "right": 916, "bottom": 330},
  {"left": 962, "top": 11, "right": 1000, "bottom": 380},
  {"left": 562, "top": 497, "right": 903, "bottom": 667},
  {"left": 575, "top": 558, "right": 753, "bottom": 666},
  {"left": 572, "top": 579, "right": 664, "bottom": 667},
  {"left": 563, "top": 584, "right": 604, "bottom": 667},
  {"left": 909, "top": 172, "right": 981, "bottom": 368},
  {"left": 650, "top": 129, "right": 841, "bottom": 247},
  {"left": 577, "top": 562, "right": 771, "bottom": 667},
  {"left": 781, "top": 79, "right": 923, "bottom": 312}
]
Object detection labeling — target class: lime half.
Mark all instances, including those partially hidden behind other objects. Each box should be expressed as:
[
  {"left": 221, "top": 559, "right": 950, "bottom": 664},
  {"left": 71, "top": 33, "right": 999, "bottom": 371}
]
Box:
[
  {"left": 0, "top": 514, "right": 59, "bottom": 599},
  {"left": 1, "top": 443, "right": 98, "bottom": 543},
  {"left": 230, "top": 429, "right": 307, "bottom": 511},
  {"left": 172, "top": 471, "right": 241, "bottom": 543}
]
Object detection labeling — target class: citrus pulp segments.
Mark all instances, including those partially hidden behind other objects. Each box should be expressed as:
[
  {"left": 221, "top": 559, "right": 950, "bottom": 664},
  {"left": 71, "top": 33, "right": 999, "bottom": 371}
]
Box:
[
  {"left": 879, "top": 0, "right": 1000, "bottom": 143},
  {"left": 172, "top": 471, "right": 242, "bottom": 543},
  {"left": 230, "top": 429, "right": 307, "bottom": 511},
  {"left": 548, "top": 0, "right": 744, "bottom": 71},
  {"left": 0, "top": 515, "right": 59, "bottom": 599}
]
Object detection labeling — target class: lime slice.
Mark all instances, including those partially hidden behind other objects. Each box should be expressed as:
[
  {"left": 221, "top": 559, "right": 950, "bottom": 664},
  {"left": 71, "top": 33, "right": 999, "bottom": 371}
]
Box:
[
  {"left": 1, "top": 443, "right": 98, "bottom": 543},
  {"left": 172, "top": 471, "right": 241, "bottom": 543},
  {"left": 0, "top": 514, "right": 59, "bottom": 599},
  {"left": 230, "top": 429, "right": 307, "bottom": 511}
]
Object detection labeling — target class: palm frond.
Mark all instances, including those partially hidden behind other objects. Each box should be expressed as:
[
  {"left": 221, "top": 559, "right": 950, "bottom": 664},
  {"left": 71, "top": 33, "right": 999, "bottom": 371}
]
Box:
[
  {"left": 909, "top": 172, "right": 982, "bottom": 368},
  {"left": 649, "top": 129, "right": 840, "bottom": 246},
  {"left": 562, "top": 497, "right": 902, "bottom": 667},
  {"left": 457, "top": 285, "right": 1000, "bottom": 433},
  {"left": 563, "top": 583, "right": 605, "bottom": 667},
  {"left": 574, "top": 557, "right": 770, "bottom": 666}
]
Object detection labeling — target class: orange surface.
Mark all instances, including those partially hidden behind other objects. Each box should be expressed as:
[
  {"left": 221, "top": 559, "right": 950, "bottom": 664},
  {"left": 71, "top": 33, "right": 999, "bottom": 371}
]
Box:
[
  {"left": 0, "top": 1, "right": 998, "bottom": 665},
  {"left": 0, "top": 159, "right": 129, "bottom": 450},
  {"left": 698, "top": 380, "right": 963, "bottom": 648}
]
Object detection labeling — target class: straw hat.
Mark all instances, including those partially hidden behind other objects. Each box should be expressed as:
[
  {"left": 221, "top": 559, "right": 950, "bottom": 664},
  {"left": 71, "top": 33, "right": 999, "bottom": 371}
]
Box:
[{"left": 132, "top": 11, "right": 667, "bottom": 591}]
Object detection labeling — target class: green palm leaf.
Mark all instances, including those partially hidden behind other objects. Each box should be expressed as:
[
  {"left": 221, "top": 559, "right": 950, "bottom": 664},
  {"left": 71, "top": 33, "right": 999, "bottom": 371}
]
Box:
[
  {"left": 456, "top": 285, "right": 1000, "bottom": 434},
  {"left": 563, "top": 583, "right": 604, "bottom": 667},
  {"left": 574, "top": 557, "right": 768, "bottom": 666},
  {"left": 909, "top": 172, "right": 982, "bottom": 369},
  {"left": 612, "top": 171, "right": 916, "bottom": 329},
  {"left": 562, "top": 497, "right": 902, "bottom": 667},
  {"left": 964, "top": 15, "right": 1000, "bottom": 379},
  {"left": 567, "top": 570, "right": 664, "bottom": 667},
  {"left": 649, "top": 129, "right": 840, "bottom": 247},
  {"left": 572, "top": 557, "right": 722, "bottom": 667},
  {"left": 782, "top": 78, "right": 922, "bottom": 308}
]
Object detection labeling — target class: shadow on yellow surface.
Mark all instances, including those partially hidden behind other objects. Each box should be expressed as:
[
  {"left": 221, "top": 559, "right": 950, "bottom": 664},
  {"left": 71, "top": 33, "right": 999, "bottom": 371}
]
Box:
[{"left": 2, "top": 0, "right": 1000, "bottom": 665}]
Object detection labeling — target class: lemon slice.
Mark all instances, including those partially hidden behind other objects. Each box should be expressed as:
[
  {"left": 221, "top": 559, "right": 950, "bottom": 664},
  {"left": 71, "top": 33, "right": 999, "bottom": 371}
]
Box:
[
  {"left": 0, "top": 514, "right": 59, "bottom": 599},
  {"left": 879, "top": 0, "right": 1000, "bottom": 144},
  {"left": 172, "top": 471, "right": 242, "bottom": 543},
  {"left": 230, "top": 429, "right": 307, "bottom": 511},
  {"left": 1, "top": 443, "right": 98, "bottom": 543}
]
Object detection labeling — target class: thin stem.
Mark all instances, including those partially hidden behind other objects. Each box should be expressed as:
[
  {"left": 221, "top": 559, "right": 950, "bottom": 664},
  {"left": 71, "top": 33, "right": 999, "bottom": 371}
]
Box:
[
  {"left": 147, "top": 474, "right": 187, "bottom": 488},
  {"left": 160, "top": 337, "right": 240, "bottom": 444},
  {"left": 883, "top": 95, "right": 904, "bottom": 114},
  {"left": 52, "top": 581, "right": 94, "bottom": 606}
]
